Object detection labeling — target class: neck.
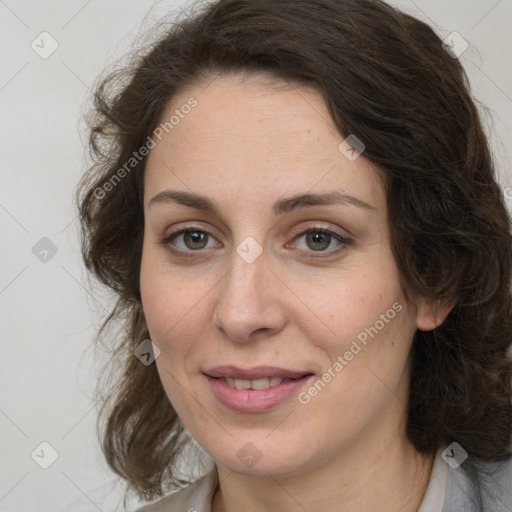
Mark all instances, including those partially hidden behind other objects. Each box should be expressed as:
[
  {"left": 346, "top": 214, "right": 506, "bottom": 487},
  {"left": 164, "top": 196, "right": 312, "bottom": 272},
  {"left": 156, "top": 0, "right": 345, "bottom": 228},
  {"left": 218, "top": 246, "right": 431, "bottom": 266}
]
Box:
[{"left": 212, "top": 435, "right": 435, "bottom": 512}]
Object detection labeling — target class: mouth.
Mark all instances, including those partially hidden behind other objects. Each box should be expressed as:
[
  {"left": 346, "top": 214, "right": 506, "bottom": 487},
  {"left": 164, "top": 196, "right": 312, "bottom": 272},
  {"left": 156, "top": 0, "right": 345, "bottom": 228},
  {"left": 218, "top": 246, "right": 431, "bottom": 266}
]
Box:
[{"left": 203, "top": 366, "right": 315, "bottom": 412}]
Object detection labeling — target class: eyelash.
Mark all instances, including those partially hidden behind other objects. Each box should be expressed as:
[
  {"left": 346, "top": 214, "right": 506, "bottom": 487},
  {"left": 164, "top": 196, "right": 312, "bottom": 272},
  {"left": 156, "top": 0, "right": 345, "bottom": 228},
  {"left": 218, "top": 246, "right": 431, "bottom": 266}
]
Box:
[{"left": 160, "top": 222, "right": 352, "bottom": 259}]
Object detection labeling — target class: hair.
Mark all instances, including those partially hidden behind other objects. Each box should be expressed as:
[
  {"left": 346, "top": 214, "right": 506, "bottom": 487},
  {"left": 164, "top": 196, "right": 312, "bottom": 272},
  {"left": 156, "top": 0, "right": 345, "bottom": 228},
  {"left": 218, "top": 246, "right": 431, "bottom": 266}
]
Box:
[{"left": 76, "top": 0, "right": 512, "bottom": 502}]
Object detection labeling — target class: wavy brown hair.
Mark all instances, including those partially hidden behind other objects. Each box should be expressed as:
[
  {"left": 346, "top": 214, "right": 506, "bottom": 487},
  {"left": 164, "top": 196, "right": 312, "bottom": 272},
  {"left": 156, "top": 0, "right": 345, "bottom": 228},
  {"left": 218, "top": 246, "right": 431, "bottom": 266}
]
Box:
[{"left": 76, "top": 0, "right": 512, "bottom": 502}]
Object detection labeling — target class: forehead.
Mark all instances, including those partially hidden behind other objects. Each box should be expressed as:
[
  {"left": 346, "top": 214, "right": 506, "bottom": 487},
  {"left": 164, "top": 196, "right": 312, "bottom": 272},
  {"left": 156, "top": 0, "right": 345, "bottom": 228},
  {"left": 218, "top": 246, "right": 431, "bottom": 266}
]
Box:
[{"left": 144, "top": 73, "right": 384, "bottom": 210}]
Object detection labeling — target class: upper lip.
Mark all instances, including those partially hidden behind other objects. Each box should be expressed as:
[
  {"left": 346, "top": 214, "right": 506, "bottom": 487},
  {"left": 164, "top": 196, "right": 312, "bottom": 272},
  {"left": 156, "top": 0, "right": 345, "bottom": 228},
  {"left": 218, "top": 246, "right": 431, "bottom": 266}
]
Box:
[{"left": 204, "top": 365, "right": 313, "bottom": 380}]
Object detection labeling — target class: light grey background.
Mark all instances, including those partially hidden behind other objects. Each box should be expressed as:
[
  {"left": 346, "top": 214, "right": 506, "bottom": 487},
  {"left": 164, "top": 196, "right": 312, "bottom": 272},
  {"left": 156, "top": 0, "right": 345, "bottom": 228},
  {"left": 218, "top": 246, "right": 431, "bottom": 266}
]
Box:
[{"left": 1, "top": 0, "right": 511, "bottom": 510}]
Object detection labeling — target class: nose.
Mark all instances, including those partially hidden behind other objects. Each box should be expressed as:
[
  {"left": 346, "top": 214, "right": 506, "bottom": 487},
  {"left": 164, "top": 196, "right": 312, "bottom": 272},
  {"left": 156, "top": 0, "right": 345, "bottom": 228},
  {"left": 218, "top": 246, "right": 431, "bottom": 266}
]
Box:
[{"left": 212, "top": 245, "right": 287, "bottom": 343}]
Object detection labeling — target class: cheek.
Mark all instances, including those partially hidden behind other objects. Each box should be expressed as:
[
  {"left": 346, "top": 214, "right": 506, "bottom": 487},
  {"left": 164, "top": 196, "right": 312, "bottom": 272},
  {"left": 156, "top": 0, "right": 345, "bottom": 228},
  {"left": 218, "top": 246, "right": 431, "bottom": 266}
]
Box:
[
  {"left": 140, "top": 250, "right": 184, "bottom": 346},
  {"left": 293, "top": 260, "right": 415, "bottom": 395},
  {"left": 300, "top": 266, "right": 405, "bottom": 344},
  {"left": 295, "top": 294, "right": 414, "bottom": 444},
  {"left": 139, "top": 251, "right": 217, "bottom": 369},
  {"left": 139, "top": 258, "right": 207, "bottom": 412}
]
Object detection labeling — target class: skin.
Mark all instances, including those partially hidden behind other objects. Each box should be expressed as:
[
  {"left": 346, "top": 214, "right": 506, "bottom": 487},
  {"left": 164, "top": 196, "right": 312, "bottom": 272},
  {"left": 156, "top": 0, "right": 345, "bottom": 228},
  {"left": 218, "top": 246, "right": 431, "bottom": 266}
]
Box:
[{"left": 140, "top": 73, "right": 451, "bottom": 512}]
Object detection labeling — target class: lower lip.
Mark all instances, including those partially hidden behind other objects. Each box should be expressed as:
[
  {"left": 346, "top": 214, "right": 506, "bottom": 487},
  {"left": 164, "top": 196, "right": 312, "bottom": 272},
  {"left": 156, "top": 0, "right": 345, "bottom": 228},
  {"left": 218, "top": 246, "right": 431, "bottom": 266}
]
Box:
[{"left": 205, "top": 374, "right": 314, "bottom": 413}]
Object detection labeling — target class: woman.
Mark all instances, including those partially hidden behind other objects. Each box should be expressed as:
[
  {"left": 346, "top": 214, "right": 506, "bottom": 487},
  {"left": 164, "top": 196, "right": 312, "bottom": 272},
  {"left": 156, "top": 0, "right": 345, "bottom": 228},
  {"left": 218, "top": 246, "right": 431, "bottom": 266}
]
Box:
[{"left": 76, "top": 0, "right": 512, "bottom": 510}]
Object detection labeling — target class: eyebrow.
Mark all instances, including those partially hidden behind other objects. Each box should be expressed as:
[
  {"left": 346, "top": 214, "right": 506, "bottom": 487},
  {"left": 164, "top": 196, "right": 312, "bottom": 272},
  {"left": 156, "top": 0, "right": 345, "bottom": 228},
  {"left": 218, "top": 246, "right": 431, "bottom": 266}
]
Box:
[{"left": 148, "top": 189, "right": 376, "bottom": 215}]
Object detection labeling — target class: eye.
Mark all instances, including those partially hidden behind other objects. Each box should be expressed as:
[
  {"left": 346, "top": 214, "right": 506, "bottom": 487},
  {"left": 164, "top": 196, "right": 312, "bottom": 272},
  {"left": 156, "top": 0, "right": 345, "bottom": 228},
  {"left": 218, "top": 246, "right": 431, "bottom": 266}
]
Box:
[
  {"left": 162, "top": 228, "right": 219, "bottom": 254},
  {"left": 287, "top": 225, "right": 351, "bottom": 256}
]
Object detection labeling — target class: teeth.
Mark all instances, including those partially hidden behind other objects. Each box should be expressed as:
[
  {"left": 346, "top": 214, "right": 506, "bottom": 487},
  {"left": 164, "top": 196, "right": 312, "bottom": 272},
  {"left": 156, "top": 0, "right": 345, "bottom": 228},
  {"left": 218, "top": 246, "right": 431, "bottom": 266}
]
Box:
[
  {"left": 251, "top": 378, "right": 271, "bottom": 390},
  {"left": 234, "top": 378, "right": 251, "bottom": 390},
  {"left": 222, "top": 377, "right": 284, "bottom": 390},
  {"left": 269, "top": 377, "right": 283, "bottom": 387}
]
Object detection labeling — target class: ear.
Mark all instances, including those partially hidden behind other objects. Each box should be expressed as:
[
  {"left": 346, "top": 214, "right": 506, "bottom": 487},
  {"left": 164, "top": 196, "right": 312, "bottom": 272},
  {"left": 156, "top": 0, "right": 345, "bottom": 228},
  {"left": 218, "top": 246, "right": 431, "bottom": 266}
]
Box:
[{"left": 416, "top": 297, "right": 454, "bottom": 331}]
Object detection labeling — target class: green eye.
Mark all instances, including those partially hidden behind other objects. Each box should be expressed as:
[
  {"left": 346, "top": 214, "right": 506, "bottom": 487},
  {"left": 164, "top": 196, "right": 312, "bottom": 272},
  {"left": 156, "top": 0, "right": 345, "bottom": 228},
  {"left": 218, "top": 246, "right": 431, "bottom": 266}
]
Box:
[
  {"left": 163, "top": 229, "right": 219, "bottom": 253},
  {"left": 304, "top": 231, "right": 334, "bottom": 251},
  {"left": 293, "top": 229, "right": 350, "bottom": 254},
  {"left": 181, "top": 230, "right": 210, "bottom": 250}
]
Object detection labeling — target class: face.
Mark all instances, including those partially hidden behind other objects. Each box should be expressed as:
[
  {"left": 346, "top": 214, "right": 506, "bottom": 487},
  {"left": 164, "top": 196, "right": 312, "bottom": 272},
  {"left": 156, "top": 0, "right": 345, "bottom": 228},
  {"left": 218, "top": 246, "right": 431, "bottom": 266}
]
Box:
[{"left": 140, "top": 73, "right": 427, "bottom": 477}]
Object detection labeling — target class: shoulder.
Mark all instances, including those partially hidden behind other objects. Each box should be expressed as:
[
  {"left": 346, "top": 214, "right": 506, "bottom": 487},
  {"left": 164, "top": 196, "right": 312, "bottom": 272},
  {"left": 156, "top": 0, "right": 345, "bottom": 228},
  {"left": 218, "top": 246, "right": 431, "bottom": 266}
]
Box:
[
  {"left": 134, "top": 468, "right": 219, "bottom": 512},
  {"left": 444, "top": 449, "right": 512, "bottom": 511}
]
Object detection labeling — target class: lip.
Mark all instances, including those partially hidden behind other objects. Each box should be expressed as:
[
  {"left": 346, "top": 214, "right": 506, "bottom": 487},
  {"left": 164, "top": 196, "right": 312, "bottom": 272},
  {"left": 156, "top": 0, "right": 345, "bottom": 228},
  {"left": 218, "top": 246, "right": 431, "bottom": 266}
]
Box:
[
  {"left": 204, "top": 365, "right": 312, "bottom": 380},
  {"left": 204, "top": 366, "right": 315, "bottom": 413}
]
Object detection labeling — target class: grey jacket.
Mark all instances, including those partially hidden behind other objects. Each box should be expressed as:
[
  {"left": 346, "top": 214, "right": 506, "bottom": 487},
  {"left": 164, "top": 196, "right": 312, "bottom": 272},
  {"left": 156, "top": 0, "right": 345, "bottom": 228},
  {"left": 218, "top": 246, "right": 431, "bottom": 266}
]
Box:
[{"left": 444, "top": 456, "right": 512, "bottom": 511}]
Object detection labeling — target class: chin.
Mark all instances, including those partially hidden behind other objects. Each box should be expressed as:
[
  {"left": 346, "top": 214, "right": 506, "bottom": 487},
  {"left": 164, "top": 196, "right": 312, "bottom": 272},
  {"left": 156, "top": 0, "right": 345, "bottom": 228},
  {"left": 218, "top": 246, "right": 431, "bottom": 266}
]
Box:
[{"left": 202, "top": 434, "right": 314, "bottom": 477}]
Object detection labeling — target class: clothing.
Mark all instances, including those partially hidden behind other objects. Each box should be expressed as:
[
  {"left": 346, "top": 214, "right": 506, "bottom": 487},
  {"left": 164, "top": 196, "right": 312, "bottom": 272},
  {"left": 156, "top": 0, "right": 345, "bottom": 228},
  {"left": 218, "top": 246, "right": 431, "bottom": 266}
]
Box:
[
  {"left": 135, "top": 446, "right": 512, "bottom": 512},
  {"left": 418, "top": 448, "right": 448, "bottom": 512}
]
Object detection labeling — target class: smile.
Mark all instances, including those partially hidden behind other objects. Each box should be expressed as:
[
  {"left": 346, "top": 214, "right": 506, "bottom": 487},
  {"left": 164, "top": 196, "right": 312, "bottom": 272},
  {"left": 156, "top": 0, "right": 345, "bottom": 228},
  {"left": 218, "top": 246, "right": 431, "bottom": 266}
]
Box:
[{"left": 203, "top": 366, "right": 315, "bottom": 413}]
